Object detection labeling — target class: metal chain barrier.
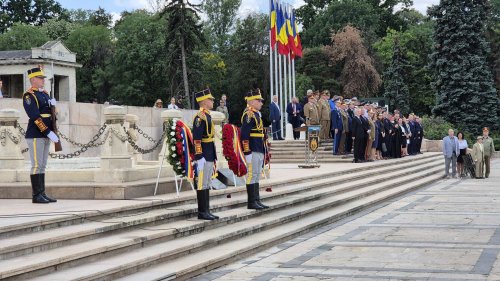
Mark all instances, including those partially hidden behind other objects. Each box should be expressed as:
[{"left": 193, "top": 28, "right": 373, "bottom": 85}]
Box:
[
  {"left": 58, "top": 124, "right": 108, "bottom": 148},
  {"left": 126, "top": 126, "right": 168, "bottom": 154},
  {"left": 132, "top": 125, "right": 157, "bottom": 143},
  {"left": 0, "top": 128, "right": 21, "bottom": 146}
]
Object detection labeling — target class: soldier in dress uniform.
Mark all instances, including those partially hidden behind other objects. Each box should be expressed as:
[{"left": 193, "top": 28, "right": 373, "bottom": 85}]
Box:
[
  {"left": 22, "top": 66, "right": 59, "bottom": 203},
  {"left": 339, "top": 102, "right": 349, "bottom": 154},
  {"left": 303, "top": 93, "right": 320, "bottom": 126},
  {"left": 319, "top": 91, "right": 332, "bottom": 140},
  {"left": 192, "top": 89, "right": 219, "bottom": 220},
  {"left": 241, "top": 89, "right": 269, "bottom": 210}
]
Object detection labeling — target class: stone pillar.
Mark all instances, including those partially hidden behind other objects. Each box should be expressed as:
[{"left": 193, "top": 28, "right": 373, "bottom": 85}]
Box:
[
  {"left": 159, "top": 110, "right": 183, "bottom": 161},
  {"left": 125, "top": 114, "right": 142, "bottom": 164},
  {"left": 0, "top": 109, "right": 24, "bottom": 169},
  {"left": 299, "top": 124, "right": 306, "bottom": 140},
  {"left": 285, "top": 123, "right": 294, "bottom": 141},
  {"left": 100, "top": 106, "right": 132, "bottom": 171},
  {"left": 211, "top": 111, "right": 227, "bottom": 169}
]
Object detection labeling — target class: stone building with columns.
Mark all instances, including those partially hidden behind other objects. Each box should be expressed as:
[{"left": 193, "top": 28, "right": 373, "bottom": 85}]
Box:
[{"left": 0, "top": 40, "right": 81, "bottom": 101}]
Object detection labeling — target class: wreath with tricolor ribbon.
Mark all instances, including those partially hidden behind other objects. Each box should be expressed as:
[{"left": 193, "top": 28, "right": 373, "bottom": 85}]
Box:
[
  {"left": 222, "top": 124, "right": 247, "bottom": 177},
  {"left": 166, "top": 118, "right": 195, "bottom": 180}
]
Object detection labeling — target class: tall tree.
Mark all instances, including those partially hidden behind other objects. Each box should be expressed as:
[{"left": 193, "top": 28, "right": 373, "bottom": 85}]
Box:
[
  {"left": 325, "top": 25, "right": 381, "bottom": 98},
  {"left": 109, "top": 10, "right": 168, "bottom": 106},
  {"left": 0, "top": 23, "right": 49, "bottom": 50},
  {"left": 295, "top": 47, "right": 339, "bottom": 94},
  {"left": 162, "top": 0, "right": 205, "bottom": 109},
  {"left": 0, "top": 0, "right": 67, "bottom": 33},
  {"left": 201, "top": 0, "right": 241, "bottom": 54},
  {"left": 383, "top": 37, "right": 410, "bottom": 114},
  {"left": 429, "top": 0, "right": 499, "bottom": 135}
]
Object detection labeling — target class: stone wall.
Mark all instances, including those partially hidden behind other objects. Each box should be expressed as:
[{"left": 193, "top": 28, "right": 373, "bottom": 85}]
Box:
[{"left": 0, "top": 98, "right": 197, "bottom": 160}]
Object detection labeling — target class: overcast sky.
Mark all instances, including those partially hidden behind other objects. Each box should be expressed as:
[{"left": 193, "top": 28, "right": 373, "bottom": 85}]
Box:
[{"left": 58, "top": 0, "right": 441, "bottom": 24}]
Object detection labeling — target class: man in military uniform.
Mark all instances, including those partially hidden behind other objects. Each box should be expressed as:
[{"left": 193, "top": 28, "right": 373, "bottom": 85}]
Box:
[
  {"left": 319, "top": 91, "right": 332, "bottom": 140},
  {"left": 23, "top": 66, "right": 59, "bottom": 203},
  {"left": 303, "top": 93, "right": 319, "bottom": 126},
  {"left": 241, "top": 89, "right": 269, "bottom": 210},
  {"left": 482, "top": 127, "right": 496, "bottom": 178},
  {"left": 339, "top": 102, "right": 349, "bottom": 154},
  {"left": 193, "top": 89, "right": 219, "bottom": 220}
]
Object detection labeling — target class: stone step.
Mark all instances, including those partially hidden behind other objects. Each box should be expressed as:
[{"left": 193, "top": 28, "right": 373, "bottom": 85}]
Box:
[
  {"left": 115, "top": 172, "right": 443, "bottom": 281},
  {"left": 0, "top": 156, "right": 442, "bottom": 260},
  {"left": 1, "top": 161, "right": 443, "bottom": 280},
  {"left": 0, "top": 153, "right": 441, "bottom": 239},
  {"left": 22, "top": 166, "right": 444, "bottom": 281}
]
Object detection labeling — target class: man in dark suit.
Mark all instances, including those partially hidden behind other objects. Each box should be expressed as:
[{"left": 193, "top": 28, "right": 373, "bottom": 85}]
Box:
[
  {"left": 408, "top": 114, "right": 418, "bottom": 155},
  {"left": 351, "top": 108, "right": 366, "bottom": 163},
  {"left": 415, "top": 116, "right": 423, "bottom": 153},
  {"left": 286, "top": 97, "right": 302, "bottom": 140},
  {"left": 269, "top": 95, "right": 284, "bottom": 140},
  {"left": 359, "top": 108, "right": 370, "bottom": 161},
  {"left": 331, "top": 99, "right": 343, "bottom": 154},
  {"left": 346, "top": 101, "right": 355, "bottom": 153},
  {"left": 383, "top": 112, "right": 393, "bottom": 158}
]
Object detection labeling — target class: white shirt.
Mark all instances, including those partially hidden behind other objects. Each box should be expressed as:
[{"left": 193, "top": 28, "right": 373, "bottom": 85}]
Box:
[
  {"left": 167, "top": 104, "right": 179, "bottom": 110},
  {"left": 458, "top": 139, "right": 468, "bottom": 149}
]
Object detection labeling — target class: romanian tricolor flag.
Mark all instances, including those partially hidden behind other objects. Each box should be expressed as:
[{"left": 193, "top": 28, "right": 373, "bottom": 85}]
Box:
[
  {"left": 292, "top": 10, "right": 303, "bottom": 58},
  {"left": 270, "top": 0, "right": 277, "bottom": 49},
  {"left": 277, "top": 3, "right": 289, "bottom": 55},
  {"left": 286, "top": 7, "right": 295, "bottom": 58}
]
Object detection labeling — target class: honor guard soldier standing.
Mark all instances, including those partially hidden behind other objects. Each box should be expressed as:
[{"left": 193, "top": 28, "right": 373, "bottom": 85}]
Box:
[
  {"left": 23, "top": 66, "right": 59, "bottom": 203},
  {"left": 193, "top": 89, "right": 219, "bottom": 220},
  {"left": 241, "top": 89, "right": 269, "bottom": 210}
]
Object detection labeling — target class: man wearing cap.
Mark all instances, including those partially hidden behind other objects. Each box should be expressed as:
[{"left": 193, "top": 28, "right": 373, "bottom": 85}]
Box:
[
  {"left": 23, "top": 66, "right": 59, "bottom": 203},
  {"left": 319, "top": 90, "right": 332, "bottom": 140},
  {"left": 345, "top": 101, "right": 355, "bottom": 153},
  {"left": 472, "top": 136, "right": 485, "bottom": 179},
  {"left": 482, "top": 127, "right": 495, "bottom": 178},
  {"left": 304, "top": 93, "right": 320, "bottom": 126},
  {"left": 331, "top": 99, "right": 343, "bottom": 154},
  {"left": 339, "top": 102, "right": 349, "bottom": 154},
  {"left": 192, "top": 89, "right": 219, "bottom": 220},
  {"left": 241, "top": 89, "right": 269, "bottom": 210}
]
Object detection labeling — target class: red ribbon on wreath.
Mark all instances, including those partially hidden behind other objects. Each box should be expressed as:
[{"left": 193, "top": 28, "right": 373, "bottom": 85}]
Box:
[{"left": 222, "top": 124, "right": 247, "bottom": 177}]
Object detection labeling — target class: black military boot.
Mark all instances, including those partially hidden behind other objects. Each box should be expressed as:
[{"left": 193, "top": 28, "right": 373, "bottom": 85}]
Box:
[
  {"left": 39, "top": 174, "right": 57, "bottom": 203},
  {"left": 247, "top": 184, "right": 264, "bottom": 210},
  {"left": 31, "top": 174, "right": 49, "bottom": 204},
  {"left": 254, "top": 183, "right": 269, "bottom": 209},
  {"left": 197, "top": 190, "right": 215, "bottom": 220},
  {"left": 204, "top": 190, "right": 219, "bottom": 219}
]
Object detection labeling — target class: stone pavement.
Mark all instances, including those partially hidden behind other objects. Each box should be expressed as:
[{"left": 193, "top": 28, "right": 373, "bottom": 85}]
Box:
[{"left": 195, "top": 159, "right": 500, "bottom": 281}]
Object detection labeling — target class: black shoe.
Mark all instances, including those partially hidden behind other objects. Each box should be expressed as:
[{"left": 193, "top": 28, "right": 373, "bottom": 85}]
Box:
[
  {"left": 254, "top": 183, "right": 269, "bottom": 209},
  {"left": 30, "top": 174, "right": 49, "bottom": 204},
  {"left": 39, "top": 174, "right": 57, "bottom": 203},
  {"left": 247, "top": 184, "right": 264, "bottom": 210},
  {"left": 204, "top": 190, "right": 219, "bottom": 219},
  {"left": 197, "top": 190, "right": 215, "bottom": 220}
]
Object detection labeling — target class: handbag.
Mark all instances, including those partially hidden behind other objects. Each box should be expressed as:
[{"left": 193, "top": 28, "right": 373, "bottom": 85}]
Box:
[{"left": 382, "top": 143, "right": 387, "bottom": 153}]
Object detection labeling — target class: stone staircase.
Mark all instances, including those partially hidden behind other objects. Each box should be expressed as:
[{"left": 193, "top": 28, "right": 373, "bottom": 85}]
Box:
[
  {"left": 0, "top": 153, "right": 444, "bottom": 281},
  {"left": 269, "top": 140, "right": 352, "bottom": 163}
]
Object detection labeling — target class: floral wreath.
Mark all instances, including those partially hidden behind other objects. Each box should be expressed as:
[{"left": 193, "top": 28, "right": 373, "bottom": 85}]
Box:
[
  {"left": 222, "top": 124, "right": 247, "bottom": 177},
  {"left": 166, "top": 118, "right": 195, "bottom": 180},
  {"left": 263, "top": 127, "right": 271, "bottom": 167}
]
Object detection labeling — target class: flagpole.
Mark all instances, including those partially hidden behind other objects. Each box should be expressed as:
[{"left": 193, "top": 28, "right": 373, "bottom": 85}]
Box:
[
  {"left": 292, "top": 57, "right": 296, "bottom": 98},
  {"left": 268, "top": 0, "right": 273, "bottom": 103},
  {"left": 282, "top": 53, "right": 288, "bottom": 140},
  {"left": 278, "top": 50, "right": 283, "bottom": 139}
]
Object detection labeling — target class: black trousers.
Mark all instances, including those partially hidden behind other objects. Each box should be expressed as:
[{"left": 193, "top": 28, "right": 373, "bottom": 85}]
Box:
[
  {"left": 354, "top": 136, "right": 365, "bottom": 161},
  {"left": 346, "top": 132, "right": 353, "bottom": 152}
]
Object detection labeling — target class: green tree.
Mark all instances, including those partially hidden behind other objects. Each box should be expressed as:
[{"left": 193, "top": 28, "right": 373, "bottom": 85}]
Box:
[
  {"left": 66, "top": 7, "right": 112, "bottom": 27},
  {"left": 41, "top": 18, "right": 77, "bottom": 40},
  {"left": 295, "top": 47, "right": 339, "bottom": 94},
  {"left": 383, "top": 38, "right": 410, "bottom": 114},
  {"left": 0, "top": 23, "right": 49, "bottom": 50},
  {"left": 0, "top": 0, "right": 68, "bottom": 33},
  {"left": 65, "top": 24, "right": 113, "bottom": 103},
  {"left": 109, "top": 10, "right": 168, "bottom": 106},
  {"left": 429, "top": 0, "right": 500, "bottom": 135},
  {"left": 201, "top": 0, "right": 241, "bottom": 54},
  {"left": 162, "top": 0, "right": 205, "bottom": 109},
  {"left": 374, "top": 20, "right": 435, "bottom": 115},
  {"left": 226, "top": 13, "right": 269, "bottom": 124}
]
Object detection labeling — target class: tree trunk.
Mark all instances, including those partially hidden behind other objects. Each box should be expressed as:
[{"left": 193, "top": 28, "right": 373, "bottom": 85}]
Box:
[{"left": 180, "top": 36, "right": 191, "bottom": 109}]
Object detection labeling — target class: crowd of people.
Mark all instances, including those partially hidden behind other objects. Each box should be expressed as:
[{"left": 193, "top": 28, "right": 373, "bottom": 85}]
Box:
[{"left": 274, "top": 89, "right": 424, "bottom": 163}]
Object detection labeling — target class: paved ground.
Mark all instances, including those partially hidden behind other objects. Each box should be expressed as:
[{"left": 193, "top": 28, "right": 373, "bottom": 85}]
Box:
[{"left": 195, "top": 159, "right": 500, "bottom": 281}]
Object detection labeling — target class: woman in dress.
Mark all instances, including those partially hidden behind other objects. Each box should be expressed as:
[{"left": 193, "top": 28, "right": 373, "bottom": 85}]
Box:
[{"left": 456, "top": 132, "right": 468, "bottom": 177}]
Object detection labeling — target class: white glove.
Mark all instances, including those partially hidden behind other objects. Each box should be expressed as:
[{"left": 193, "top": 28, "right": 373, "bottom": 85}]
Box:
[
  {"left": 47, "top": 131, "right": 60, "bottom": 143},
  {"left": 49, "top": 98, "right": 57, "bottom": 106},
  {"left": 245, "top": 154, "right": 252, "bottom": 165},
  {"left": 196, "top": 157, "right": 206, "bottom": 171}
]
